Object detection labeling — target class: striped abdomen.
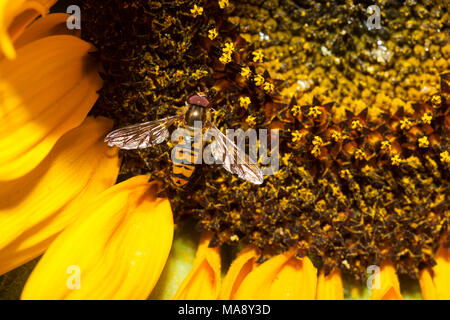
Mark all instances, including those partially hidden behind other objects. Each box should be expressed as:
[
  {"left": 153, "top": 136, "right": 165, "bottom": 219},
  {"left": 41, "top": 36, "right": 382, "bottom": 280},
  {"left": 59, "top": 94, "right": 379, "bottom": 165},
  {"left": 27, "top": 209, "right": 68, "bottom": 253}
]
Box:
[{"left": 171, "top": 127, "right": 202, "bottom": 187}]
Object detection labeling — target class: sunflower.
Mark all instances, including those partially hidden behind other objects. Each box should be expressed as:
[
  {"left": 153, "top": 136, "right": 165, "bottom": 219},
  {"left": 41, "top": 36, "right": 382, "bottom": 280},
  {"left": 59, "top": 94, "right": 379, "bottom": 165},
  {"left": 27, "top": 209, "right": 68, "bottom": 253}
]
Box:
[{"left": 1, "top": 0, "right": 449, "bottom": 301}]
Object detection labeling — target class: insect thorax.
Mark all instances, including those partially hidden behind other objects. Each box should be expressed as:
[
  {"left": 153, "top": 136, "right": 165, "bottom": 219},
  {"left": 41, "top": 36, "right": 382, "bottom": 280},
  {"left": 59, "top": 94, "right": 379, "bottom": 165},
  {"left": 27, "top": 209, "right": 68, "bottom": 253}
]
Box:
[{"left": 185, "top": 104, "right": 206, "bottom": 127}]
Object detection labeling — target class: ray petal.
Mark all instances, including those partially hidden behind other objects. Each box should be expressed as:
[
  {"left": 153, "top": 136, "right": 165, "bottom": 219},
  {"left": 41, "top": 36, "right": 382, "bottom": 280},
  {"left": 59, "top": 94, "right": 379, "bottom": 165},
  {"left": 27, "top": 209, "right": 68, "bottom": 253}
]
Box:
[
  {"left": 21, "top": 176, "right": 173, "bottom": 300},
  {"left": 0, "top": 35, "right": 102, "bottom": 181},
  {"left": 0, "top": 116, "right": 120, "bottom": 275}
]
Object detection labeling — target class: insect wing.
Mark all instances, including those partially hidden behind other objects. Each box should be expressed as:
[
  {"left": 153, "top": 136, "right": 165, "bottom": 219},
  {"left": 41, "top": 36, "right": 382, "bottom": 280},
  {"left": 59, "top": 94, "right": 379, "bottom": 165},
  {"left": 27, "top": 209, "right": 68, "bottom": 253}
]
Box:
[
  {"left": 104, "top": 115, "right": 182, "bottom": 150},
  {"left": 207, "top": 124, "right": 264, "bottom": 185}
]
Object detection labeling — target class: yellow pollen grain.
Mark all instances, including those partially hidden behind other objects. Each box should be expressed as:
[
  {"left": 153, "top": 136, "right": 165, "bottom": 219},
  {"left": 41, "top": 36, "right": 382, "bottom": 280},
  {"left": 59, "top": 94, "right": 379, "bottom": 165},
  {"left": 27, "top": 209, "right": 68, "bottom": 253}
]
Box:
[
  {"left": 421, "top": 112, "right": 432, "bottom": 124},
  {"left": 263, "top": 82, "right": 274, "bottom": 93},
  {"left": 439, "top": 151, "right": 450, "bottom": 164},
  {"left": 308, "top": 106, "right": 322, "bottom": 118},
  {"left": 190, "top": 5, "right": 203, "bottom": 17},
  {"left": 218, "top": 0, "right": 230, "bottom": 9},
  {"left": 254, "top": 74, "right": 265, "bottom": 86},
  {"left": 246, "top": 115, "right": 257, "bottom": 126},
  {"left": 312, "top": 136, "right": 323, "bottom": 146},
  {"left": 252, "top": 49, "right": 264, "bottom": 62},
  {"left": 431, "top": 94, "right": 442, "bottom": 107},
  {"left": 239, "top": 96, "right": 251, "bottom": 108},
  {"left": 240, "top": 66, "right": 251, "bottom": 79},
  {"left": 291, "top": 130, "right": 304, "bottom": 143},
  {"left": 208, "top": 28, "right": 218, "bottom": 40},
  {"left": 400, "top": 118, "right": 412, "bottom": 130},
  {"left": 291, "top": 105, "right": 301, "bottom": 116},
  {"left": 381, "top": 140, "right": 391, "bottom": 151},
  {"left": 351, "top": 120, "right": 363, "bottom": 130},
  {"left": 355, "top": 149, "right": 366, "bottom": 160},
  {"left": 391, "top": 154, "right": 403, "bottom": 166},
  {"left": 418, "top": 136, "right": 429, "bottom": 148}
]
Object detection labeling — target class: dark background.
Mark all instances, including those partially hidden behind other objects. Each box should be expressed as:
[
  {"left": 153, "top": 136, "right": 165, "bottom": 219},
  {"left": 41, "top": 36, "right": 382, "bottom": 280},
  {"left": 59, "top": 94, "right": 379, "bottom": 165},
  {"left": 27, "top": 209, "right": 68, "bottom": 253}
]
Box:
[{"left": 50, "top": 0, "right": 82, "bottom": 13}]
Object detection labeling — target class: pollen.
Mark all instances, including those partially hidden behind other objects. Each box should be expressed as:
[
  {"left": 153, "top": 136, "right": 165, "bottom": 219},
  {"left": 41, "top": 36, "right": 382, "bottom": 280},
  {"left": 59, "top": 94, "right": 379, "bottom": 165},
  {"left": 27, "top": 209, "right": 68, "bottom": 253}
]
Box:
[
  {"left": 239, "top": 96, "right": 251, "bottom": 109},
  {"left": 421, "top": 112, "right": 432, "bottom": 124},
  {"left": 308, "top": 106, "right": 322, "bottom": 118},
  {"left": 355, "top": 149, "right": 366, "bottom": 160},
  {"left": 254, "top": 74, "right": 265, "bottom": 86},
  {"left": 245, "top": 115, "right": 257, "bottom": 126},
  {"left": 381, "top": 140, "right": 391, "bottom": 151},
  {"left": 192, "top": 69, "right": 208, "bottom": 80},
  {"left": 240, "top": 66, "right": 251, "bottom": 79},
  {"left": 281, "top": 153, "right": 291, "bottom": 166},
  {"left": 219, "top": 53, "right": 232, "bottom": 64},
  {"left": 418, "top": 136, "right": 429, "bottom": 148},
  {"left": 440, "top": 151, "right": 450, "bottom": 164},
  {"left": 190, "top": 5, "right": 203, "bottom": 17},
  {"left": 311, "top": 146, "right": 321, "bottom": 157},
  {"left": 312, "top": 136, "right": 323, "bottom": 146},
  {"left": 263, "top": 82, "right": 274, "bottom": 93},
  {"left": 331, "top": 130, "right": 343, "bottom": 142},
  {"left": 218, "top": 0, "right": 230, "bottom": 9},
  {"left": 400, "top": 118, "right": 412, "bottom": 130},
  {"left": 219, "top": 42, "right": 236, "bottom": 64},
  {"left": 230, "top": 234, "right": 239, "bottom": 242},
  {"left": 291, "top": 105, "right": 301, "bottom": 116},
  {"left": 351, "top": 120, "right": 363, "bottom": 131},
  {"left": 208, "top": 28, "right": 218, "bottom": 40},
  {"left": 340, "top": 169, "right": 353, "bottom": 179},
  {"left": 291, "top": 130, "right": 304, "bottom": 143},
  {"left": 252, "top": 49, "right": 264, "bottom": 63},
  {"left": 431, "top": 94, "right": 442, "bottom": 107},
  {"left": 223, "top": 41, "right": 235, "bottom": 54},
  {"left": 391, "top": 154, "right": 403, "bottom": 166}
]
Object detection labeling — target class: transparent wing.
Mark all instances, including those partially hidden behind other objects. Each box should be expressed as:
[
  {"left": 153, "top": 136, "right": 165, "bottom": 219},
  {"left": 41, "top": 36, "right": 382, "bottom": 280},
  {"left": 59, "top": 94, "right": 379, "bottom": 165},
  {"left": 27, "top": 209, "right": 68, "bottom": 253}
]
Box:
[
  {"left": 207, "top": 124, "right": 264, "bottom": 185},
  {"left": 104, "top": 115, "right": 182, "bottom": 150}
]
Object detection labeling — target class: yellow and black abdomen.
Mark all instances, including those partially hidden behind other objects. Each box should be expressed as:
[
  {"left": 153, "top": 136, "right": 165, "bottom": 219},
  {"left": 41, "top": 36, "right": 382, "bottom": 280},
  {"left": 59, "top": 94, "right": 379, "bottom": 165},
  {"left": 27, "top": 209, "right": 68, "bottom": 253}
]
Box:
[{"left": 171, "top": 128, "right": 202, "bottom": 187}]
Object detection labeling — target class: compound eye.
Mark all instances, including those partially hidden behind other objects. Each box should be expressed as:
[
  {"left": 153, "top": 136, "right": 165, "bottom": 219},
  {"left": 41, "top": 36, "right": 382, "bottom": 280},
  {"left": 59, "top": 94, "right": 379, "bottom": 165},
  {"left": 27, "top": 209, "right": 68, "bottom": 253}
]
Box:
[{"left": 188, "top": 95, "right": 210, "bottom": 107}]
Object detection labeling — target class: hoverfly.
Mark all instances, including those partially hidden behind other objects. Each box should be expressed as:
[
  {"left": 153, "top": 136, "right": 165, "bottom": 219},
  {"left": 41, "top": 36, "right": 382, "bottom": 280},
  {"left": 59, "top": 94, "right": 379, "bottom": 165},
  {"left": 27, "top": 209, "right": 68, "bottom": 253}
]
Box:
[{"left": 104, "top": 93, "right": 264, "bottom": 186}]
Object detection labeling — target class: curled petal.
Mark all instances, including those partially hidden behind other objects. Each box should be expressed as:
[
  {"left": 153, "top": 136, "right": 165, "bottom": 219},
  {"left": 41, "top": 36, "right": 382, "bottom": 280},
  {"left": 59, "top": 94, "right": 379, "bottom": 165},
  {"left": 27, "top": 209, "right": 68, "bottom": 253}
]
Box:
[
  {"left": 0, "top": 0, "right": 57, "bottom": 59},
  {"left": 419, "top": 246, "right": 450, "bottom": 300},
  {"left": 173, "top": 232, "right": 221, "bottom": 300},
  {"left": 220, "top": 247, "right": 259, "bottom": 300},
  {"left": 0, "top": 35, "right": 102, "bottom": 181},
  {"left": 0, "top": 116, "right": 120, "bottom": 275},
  {"left": 15, "top": 13, "right": 79, "bottom": 49},
  {"left": 370, "top": 262, "right": 403, "bottom": 300},
  {"left": 21, "top": 176, "right": 174, "bottom": 299},
  {"left": 316, "top": 270, "right": 344, "bottom": 300},
  {"left": 233, "top": 250, "right": 317, "bottom": 300}
]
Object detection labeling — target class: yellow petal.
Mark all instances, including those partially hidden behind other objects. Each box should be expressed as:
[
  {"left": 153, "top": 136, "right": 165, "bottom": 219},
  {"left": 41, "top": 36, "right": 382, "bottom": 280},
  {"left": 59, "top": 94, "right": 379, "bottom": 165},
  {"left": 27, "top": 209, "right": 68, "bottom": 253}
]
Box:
[
  {"left": 370, "top": 262, "right": 403, "bottom": 300},
  {"left": 220, "top": 247, "right": 259, "bottom": 300},
  {"left": 173, "top": 232, "right": 221, "bottom": 300},
  {"left": 316, "top": 269, "right": 344, "bottom": 300},
  {"left": 0, "top": 35, "right": 102, "bottom": 181},
  {"left": 433, "top": 246, "right": 450, "bottom": 299},
  {"left": 420, "top": 246, "right": 450, "bottom": 300},
  {"left": 0, "top": 0, "right": 57, "bottom": 59},
  {"left": 15, "top": 13, "right": 79, "bottom": 49},
  {"left": 0, "top": 116, "right": 120, "bottom": 275},
  {"left": 233, "top": 250, "right": 317, "bottom": 300},
  {"left": 21, "top": 176, "right": 174, "bottom": 300},
  {"left": 419, "top": 269, "right": 438, "bottom": 300},
  {"left": 149, "top": 230, "right": 198, "bottom": 300}
]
